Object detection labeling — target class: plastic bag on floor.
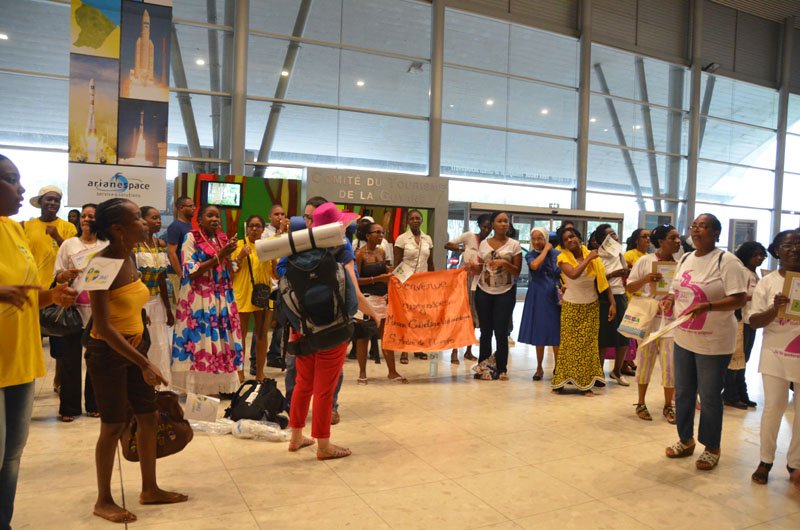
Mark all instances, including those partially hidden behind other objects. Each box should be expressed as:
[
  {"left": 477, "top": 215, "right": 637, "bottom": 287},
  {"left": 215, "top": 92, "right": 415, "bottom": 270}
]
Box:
[
  {"left": 231, "top": 420, "right": 290, "bottom": 442},
  {"left": 189, "top": 418, "right": 234, "bottom": 436}
]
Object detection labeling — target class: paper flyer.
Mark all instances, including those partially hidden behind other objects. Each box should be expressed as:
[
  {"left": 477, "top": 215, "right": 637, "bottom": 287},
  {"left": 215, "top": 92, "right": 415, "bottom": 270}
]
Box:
[
  {"left": 71, "top": 257, "right": 125, "bottom": 292},
  {"left": 639, "top": 314, "right": 692, "bottom": 347},
  {"left": 184, "top": 392, "right": 220, "bottom": 422},
  {"left": 652, "top": 261, "right": 677, "bottom": 295},
  {"left": 70, "top": 246, "right": 102, "bottom": 270},
  {"left": 779, "top": 271, "right": 800, "bottom": 321},
  {"left": 392, "top": 263, "right": 414, "bottom": 284}
]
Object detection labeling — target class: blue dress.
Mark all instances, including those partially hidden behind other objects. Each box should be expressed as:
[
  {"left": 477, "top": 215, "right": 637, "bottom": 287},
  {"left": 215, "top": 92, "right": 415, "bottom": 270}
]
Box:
[{"left": 518, "top": 248, "right": 561, "bottom": 346}]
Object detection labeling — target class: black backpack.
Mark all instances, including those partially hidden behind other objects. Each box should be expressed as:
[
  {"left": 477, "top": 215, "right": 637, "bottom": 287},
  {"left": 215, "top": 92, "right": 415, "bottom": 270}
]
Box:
[
  {"left": 224, "top": 379, "right": 288, "bottom": 428},
  {"left": 277, "top": 248, "right": 357, "bottom": 357}
]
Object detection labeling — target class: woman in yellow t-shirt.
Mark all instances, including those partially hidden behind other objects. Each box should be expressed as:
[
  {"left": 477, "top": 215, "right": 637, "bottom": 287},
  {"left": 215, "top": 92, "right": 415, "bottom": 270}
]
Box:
[
  {"left": 1, "top": 155, "right": 77, "bottom": 530},
  {"left": 624, "top": 228, "right": 651, "bottom": 269},
  {"left": 231, "top": 215, "right": 273, "bottom": 381}
]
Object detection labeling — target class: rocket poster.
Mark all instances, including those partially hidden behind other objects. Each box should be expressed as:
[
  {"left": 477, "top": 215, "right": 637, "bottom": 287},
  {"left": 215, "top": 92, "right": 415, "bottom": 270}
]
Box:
[{"left": 68, "top": 0, "right": 172, "bottom": 207}]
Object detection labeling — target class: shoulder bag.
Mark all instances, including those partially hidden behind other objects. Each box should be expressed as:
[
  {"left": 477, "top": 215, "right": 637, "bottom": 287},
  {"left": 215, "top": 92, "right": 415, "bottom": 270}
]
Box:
[{"left": 248, "top": 254, "right": 271, "bottom": 309}]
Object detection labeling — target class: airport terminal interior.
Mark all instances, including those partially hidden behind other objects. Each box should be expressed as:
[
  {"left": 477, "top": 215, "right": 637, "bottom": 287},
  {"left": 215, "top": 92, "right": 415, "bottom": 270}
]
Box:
[{"left": 3, "top": 0, "right": 800, "bottom": 528}]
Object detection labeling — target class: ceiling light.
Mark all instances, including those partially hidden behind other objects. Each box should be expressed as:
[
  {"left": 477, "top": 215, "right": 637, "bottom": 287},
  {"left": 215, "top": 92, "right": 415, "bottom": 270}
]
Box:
[
  {"left": 356, "top": 80, "right": 365, "bottom": 87},
  {"left": 603, "top": 128, "right": 609, "bottom": 132},
  {"left": 449, "top": 104, "right": 454, "bottom": 108},
  {"left": 195, "top": 58, "right": 206, "bottom": 66},
  {"left": 540, "top": 108, "right": 549, "bottom": 115},
  {"left": 486, "top": 99, "right": 494, "bottom": 106},
  {"left": 633, "top": 124, "right": 642, "bottom": 130},
  {"left": 589, "top": 117, "right": 597, "bottom": 123},
  {"left": 281, "top": 70, "right": 289, "bottom": 77},
  {"left": 0, "top": 33, "right": 8, "bottom": 41}
]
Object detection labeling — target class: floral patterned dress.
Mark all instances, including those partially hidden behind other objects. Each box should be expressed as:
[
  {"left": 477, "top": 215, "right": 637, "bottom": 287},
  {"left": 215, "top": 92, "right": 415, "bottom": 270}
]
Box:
[{"left": 171, "top": 229, "right": 243, "bottom": 394}]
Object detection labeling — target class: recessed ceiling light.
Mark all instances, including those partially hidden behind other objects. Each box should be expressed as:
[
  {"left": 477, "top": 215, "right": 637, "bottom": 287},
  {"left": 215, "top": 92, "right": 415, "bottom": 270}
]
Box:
[
  {"left": 603, "top": 128, "right": 609, "bottom": 132},
  {"left": 633, "top": 124, "right": 642, "bottom": 130},
  {"left": 281, "top": 70, "right": 289, "bottom": 77},
  {"left": 449, "top": 104, "right": 455, "bottom": 108},
  {"left": 540, "top": 108, "right": 549, "bottom": 115},
  {"left": 486, "top": 99, "right": 494, "bottom": 106},
  {"left": 0, "top": 33, "right": 8, "bottom": 41},
  {"left": 195, "top": 58, "right": 206, "bottom": 66},
  {"left": 590, "top": 117, "right": 597, "bottom": 123},
  {"left": 356, "top": 80, "right": 365, "bottom": 87}
]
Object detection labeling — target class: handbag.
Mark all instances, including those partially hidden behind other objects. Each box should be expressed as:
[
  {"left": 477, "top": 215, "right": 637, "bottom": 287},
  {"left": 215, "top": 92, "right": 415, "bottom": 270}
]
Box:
[
  {"left": 40, "top": 303, "right": 83, "bottom": 337},
  {"left": 120, "top": 390, "right": 194, "bottom": 462},
  {"left": 247, "top": 254, "right": 271, "bottom": 309},
  {"left": 617, "top": 296, "right": 659, "bottom": 340}
]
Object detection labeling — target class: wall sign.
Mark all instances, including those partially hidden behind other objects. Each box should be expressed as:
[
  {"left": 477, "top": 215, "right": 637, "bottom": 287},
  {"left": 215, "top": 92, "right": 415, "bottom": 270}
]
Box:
[{"left": 67, "top": 0, "right": 172, "bottom": 207}]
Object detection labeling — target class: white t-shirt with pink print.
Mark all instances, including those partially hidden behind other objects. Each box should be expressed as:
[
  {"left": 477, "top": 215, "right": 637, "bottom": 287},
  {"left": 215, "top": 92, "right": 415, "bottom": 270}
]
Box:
[
  {"left": 671, "top": 248, "right": 749, "bottom": 355},
  {"left": 751, "top": 270, "right": 800, "bottom": 381}
]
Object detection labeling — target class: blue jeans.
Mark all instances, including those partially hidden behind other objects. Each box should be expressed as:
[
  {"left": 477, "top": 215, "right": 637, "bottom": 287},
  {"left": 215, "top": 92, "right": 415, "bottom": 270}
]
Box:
[
  {"left": 673, "top": 344, "right": 731, "bottom": 450},
  {"left": 1, "top": 382, "right": 35, "bottom": 530},
  {"left": 284, "top": 355, "right": 343, "bottom": 412}
]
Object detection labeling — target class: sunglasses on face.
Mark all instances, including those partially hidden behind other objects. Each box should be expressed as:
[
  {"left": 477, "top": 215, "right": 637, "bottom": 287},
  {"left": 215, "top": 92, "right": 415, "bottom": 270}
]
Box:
[{"left": 369, "top": 230, "right": 384, "bottom": 235}]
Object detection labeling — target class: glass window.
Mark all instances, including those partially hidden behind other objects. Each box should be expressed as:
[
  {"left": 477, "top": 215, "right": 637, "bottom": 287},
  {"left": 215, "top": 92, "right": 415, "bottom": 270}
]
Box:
[
  {"left": 448, "top": 179, "right": 572, "bottom": 208},
  {"left": 173, "top": 0, "right": 225, "bottom": 23},
  {"left": 591, "top": 45, "right": 690, "bottom": 110},
  {"left": 0, "top": 0, "right": 69, "bottom": 76},
  {"left": 444, "top": 10, "right": 509, "bottom": 71},
  {"left": 785, "top": 135, "right": 800, "bottom": 173},
  {"left": 788, "top": 94, "right": 800, "bottom": 134},
  {"left": 168, "top": 93, "right": 228, "bottom": 154},
  {"left": 441, "top": 124, "right": 506, "bottom": 177},
  {"left": 694, "top": 203, "right": 773, "bottom": 249},
  {"left": 508, "top": 81, "right": 577, "bottom": 138},
  {"left": 506, "top": 134, "right": 576, "bottom": 186},
  {"left": 4, "top": 148, "right": 69, "bottom": 221},
  {"left": 784, "top": 172, "right": 800, "bottom": 212},
  {"left": 781, "top": 213, "right": 800, "bottom": 231},
  {"left": 249, "top": 0, "right": 342, "bottom": 43},
  {"left": 443, "top": 68, "right": 507, "bottom": 128},
  {"left": 341, "top": 0, "right": 431, "bottom": 58},
  {"left": 587, "top": 144, "right": 686, "bottom": 199},
  {"left": 172, "top": 25, "right": 230, "bottom": 92},
  {"left": 585, "top": 192, "right": 677, "bottom": 242},
  {"left": 589, "top": 96, "right": 687, "bottom": 155},
  {"left": 696, "top": 161, "right": 774, "bottom": 209},
  {"left": 509, "top": 25, "right": 578, "bottom": 86},
  {"left": 699, "top": 118, "right": 776, "bottom": 169},
  {"left": 0, "top": 74, "right": 68, "bottom": 148},
  {"left": 700, "top": 74, "right": 778, "bottom": 129}
]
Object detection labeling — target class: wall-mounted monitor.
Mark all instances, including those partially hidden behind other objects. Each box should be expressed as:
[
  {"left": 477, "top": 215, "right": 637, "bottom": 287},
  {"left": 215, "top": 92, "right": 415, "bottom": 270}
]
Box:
[
  {"left": 638, "top": 211, "right": 674, "bottom": 230},
  {"left": 202, "top": 181, "right": 242, "bottom": 208},
  {"left": 729, "top": 219, "right": 757, "bottom": 251}
]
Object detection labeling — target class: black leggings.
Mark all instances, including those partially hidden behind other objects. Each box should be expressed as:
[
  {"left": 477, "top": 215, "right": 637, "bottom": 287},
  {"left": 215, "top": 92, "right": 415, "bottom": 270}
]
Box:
[
  {"left": 475, "top": 285, "right": 517, "bottom": 374},
  {"left": 50, "top": 333, "right": 96, "bottom": 416}
]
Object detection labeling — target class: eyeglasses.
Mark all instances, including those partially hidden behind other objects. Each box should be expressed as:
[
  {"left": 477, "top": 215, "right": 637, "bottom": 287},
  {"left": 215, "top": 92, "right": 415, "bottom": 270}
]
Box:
[
  {"left": 303, "top": 214, "right": 313, "bottom": 221},
  {"left": 690, "top": 223, "right": 713, "bottom": 230},
  {"left": 369, "top": 230, "right": 385, "bottom": 235},
  {"left": 247, "top": 224, "right": 263, "bottom": 229}
]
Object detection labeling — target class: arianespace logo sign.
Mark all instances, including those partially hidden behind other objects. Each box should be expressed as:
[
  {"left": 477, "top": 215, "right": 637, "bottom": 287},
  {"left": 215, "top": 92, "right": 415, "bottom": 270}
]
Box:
[
  {"left": 68, "top": 163, "right": 165, "bottom": 206},
  {"left": 88, "top": 172, "right": 151, "bottom": 193}
]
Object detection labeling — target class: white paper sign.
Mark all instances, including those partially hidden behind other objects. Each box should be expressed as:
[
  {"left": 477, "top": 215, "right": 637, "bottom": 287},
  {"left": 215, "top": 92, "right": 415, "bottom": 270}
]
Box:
[
  {"left": 71, "top": 257, "right": 124, "bottom": 292},
  {"left": 639, "top": 314, "right": 692, "bottom": 347},
  {"left": 184, "top": 392, "right": 220, "bottom": 422},
  {"left": 70, "top": 247, "right": 102, "bottom": 270}
]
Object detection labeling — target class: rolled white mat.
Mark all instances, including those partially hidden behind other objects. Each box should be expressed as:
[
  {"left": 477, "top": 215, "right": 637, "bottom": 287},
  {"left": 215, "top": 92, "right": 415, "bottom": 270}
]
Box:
[{"left": 254, "top": 222, "right": 345, "bottom": 262}]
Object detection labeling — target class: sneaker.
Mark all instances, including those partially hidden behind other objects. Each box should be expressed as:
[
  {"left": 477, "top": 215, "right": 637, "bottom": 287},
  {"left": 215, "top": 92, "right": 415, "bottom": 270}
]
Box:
[{"left": 609, "top": 372, "right": 630, "bottom": 386}]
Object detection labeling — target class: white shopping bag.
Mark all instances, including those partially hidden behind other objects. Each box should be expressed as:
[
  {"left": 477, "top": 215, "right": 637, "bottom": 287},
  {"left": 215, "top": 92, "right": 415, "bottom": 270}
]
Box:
[
  {"left": 617, "top": 297, "right": 659, "bottom": 340},
  {"left": 184, "top": 393, "right": 220, "bottom": 422}
]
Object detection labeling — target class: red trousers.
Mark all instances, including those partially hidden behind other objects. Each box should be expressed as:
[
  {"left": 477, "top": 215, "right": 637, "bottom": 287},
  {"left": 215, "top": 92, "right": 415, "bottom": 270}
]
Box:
[{"left": 288, "top": 342, "right": 347, "bottom": 439}]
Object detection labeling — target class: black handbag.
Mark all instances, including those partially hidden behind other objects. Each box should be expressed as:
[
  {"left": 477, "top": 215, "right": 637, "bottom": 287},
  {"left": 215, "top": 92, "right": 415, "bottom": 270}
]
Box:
[
  {"left": 247, "top": 254, "right": 270, "bottom": 309},
  {"left": 40, "top": 304, "right": 83, "bottom": 337}
]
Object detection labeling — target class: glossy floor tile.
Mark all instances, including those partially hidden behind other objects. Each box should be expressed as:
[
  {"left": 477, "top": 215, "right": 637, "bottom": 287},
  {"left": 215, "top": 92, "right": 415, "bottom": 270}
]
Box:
[{"left": 11, "top": 330, "right": 800, "bottom": 529}]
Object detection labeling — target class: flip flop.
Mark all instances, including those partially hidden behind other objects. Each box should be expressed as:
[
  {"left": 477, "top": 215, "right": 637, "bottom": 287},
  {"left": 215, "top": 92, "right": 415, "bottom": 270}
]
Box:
[
  {"left": 357, "top": 378, "right": 368, "bottom": 385},
  {"left": 389, "top": 376, "right": 409, "bottom": 384}
]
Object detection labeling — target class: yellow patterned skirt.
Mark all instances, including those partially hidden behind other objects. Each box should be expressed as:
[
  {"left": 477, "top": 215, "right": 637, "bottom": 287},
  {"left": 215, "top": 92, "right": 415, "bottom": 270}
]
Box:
[{"left": 552, "top": 300, "right": 606, "bottom": 391}]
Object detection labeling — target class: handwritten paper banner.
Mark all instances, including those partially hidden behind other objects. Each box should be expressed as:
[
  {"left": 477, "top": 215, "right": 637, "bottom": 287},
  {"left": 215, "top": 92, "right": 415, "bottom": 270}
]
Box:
[{"left": 383, "top": 269, "right": 477, "bottom": 353}]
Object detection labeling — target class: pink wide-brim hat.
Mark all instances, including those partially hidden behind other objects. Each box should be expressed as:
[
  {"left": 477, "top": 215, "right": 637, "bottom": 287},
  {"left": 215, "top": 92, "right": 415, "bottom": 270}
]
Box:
[{"left": 311, "top": 202, "right": 360, "bottom": 228}]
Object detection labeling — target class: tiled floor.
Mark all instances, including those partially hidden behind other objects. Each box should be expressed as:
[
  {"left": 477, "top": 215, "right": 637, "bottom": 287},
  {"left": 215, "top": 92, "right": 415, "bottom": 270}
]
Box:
[{"left": 13, "top": 325, "right": 800, "bottom": 529}]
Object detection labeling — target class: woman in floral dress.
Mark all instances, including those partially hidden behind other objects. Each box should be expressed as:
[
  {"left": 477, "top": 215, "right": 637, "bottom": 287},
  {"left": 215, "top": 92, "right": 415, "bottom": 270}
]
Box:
[{"left": 171, "top": 204, "right": 244, "bottom": 395}]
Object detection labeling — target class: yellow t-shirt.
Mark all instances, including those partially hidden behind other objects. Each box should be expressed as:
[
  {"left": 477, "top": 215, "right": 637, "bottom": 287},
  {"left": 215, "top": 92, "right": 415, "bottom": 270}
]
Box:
[
  {"left": 557, "top": 245, "right": 610, "bottom": 294},
  {"left": 24, "top": 217, "right": 77, "bottom": 288},
  {"left": 0, "top": 217, "right": 46, "bottom": 387},
  {"left": 624, "top": 248, "right": 647, "bottom": 269},
  {"left": 232, "top": 239, "right": 272, "bottom": 313}
]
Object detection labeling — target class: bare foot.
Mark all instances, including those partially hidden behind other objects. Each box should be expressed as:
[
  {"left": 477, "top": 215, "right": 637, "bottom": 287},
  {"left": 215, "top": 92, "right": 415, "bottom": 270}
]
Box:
[
  {"left": 288, "top": 436, "right": 315, "bottom": 452},
  {"left": 582, "top": 390, "right": 595, "bottom": 397},
  {"left": 317, "top": 444, "right": 352, "bottom": 460},
  {"left": 94, "top": 501, "right": 137, "bottom": 523},
  {"left": 791, "top": 469, "right": 800, "bottom": 491},
  {"left": 139, "top": 488, "right": 189, "bottom": 505}
]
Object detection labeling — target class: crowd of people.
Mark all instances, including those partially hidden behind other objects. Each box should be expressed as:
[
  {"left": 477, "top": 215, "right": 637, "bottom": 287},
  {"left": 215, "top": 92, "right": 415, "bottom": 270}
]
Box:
[{"left": 1, "top": 151, "right": 799, "bottom": 528}]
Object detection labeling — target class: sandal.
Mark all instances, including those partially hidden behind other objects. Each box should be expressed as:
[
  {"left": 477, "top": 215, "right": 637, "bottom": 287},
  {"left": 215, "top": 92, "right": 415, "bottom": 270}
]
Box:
[
  {"left": 498, "top": 373, "right": 509, "bottom": 381},
  {"left": 399, "top": 354, "right": 409, "bottom": 365},
  {"left": 389, "top": 376, "right": 409, "bottom": 384},
  {"left": 532, "top": 369, "right": 543, "bottom": 381},
  {"left": 450, "top": 357, "right": 460, "bottom": 365},
  {"left": 662, "top": 405, "right": 676, "bottom": 424},
  {"left": 87, "top": 411, "right": 101, "bottom": 418},
  {"left": 288, "top": 437, "right": 316, "bottom": 452},
  {"left": 357, "top": 377, "right": 368, "bottom": 385},
  {"left": 464, "top": 351, "right": 477, "bottom": 361},
  {"left": 696, "top": 450, "right": 720, "bottom": 470},
  {"left": 317, "top": 445, "right": 352, "bottom": 460},
  {"left": 58, "top": 415, "right": 75, "bottom": 423},
  {"left": 751, "top": 461, "right": 772, "bottom": 484},
  {"left": 665, "top": 440, "right": 696, "bottom": 458},
  {"left": 635, "top": 404, "right": 652, "bottom": 421},
  {"left": 414, "top": 353, "right": 428, "bottom": 360}
]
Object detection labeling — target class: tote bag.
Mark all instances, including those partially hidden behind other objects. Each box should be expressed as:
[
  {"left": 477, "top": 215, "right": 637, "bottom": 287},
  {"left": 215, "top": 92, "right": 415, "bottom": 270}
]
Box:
[{"left": 617, "top": 297, "right": 659, "bottom": 340}]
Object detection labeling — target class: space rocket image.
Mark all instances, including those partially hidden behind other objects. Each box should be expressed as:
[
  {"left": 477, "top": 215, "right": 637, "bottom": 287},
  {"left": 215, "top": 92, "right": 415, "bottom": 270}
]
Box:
[
  {"left": 86, "top": 78, "right": 96, "bottom": 136},
  {"left": 133, "top": 10, "right": 155, "bottom": 84}
]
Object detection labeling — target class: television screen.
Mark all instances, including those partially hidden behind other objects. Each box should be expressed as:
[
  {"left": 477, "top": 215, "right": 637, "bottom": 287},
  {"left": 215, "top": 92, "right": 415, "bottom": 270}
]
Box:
[{"left": 205, "top": 181, "right": 241, "bottom": 208}]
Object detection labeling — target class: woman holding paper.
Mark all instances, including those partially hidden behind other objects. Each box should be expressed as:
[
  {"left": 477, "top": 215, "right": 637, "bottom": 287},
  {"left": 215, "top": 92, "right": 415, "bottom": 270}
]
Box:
[
  {"left": 661, "top": 213, "right": 748, "bottom": 471},
  {"left": 518, "top": 226, "right": 560, "bottom": 381},
  {"left": 84, "top": 198, "right": 186, "bottom": 524},
  {"left": 394, "top": 209, "right": 434, "bottom": 364},
  {"left": 1, "top": 154, "right": 78, "bottom": 530},
  {"left": 552, "top": 228, "right": 614, "bottom": 394},
  {"left": 590, "top": 224, "right": 630, "bottom": 387},
  {"left": 354, "top": 222, "right": 407, "bottom": 383},
  {"left": 472, "top": 212, "right": 522, "bottom": 381},
  {"left": 748, "top": 229, "right": 800, "bottom": 488},
  {"left": 626, "top": 224, "right": 681, "bottom": 424},
  {"left": 133, "top": 206, "right": 174, "bottom": 389},
  {"left": 52, "top": 203, "right": 106, "bottom": 421},
  {"left": 172, "top": 204, "right": 243, "bottom": 395},
  {"left": 231, "top": 214, "right": 273, "bottom": 382}
]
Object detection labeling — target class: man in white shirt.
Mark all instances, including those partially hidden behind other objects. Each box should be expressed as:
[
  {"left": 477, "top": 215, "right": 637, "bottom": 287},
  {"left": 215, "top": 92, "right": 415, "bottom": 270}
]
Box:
[{"left": 262, "top": 204, "right": 287, "bottom": 239}]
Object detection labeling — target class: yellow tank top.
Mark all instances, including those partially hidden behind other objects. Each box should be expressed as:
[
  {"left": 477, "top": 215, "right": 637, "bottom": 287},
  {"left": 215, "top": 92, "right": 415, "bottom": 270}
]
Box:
[{"left": 91, "top": 280, "right": 150, "bottom": 339}]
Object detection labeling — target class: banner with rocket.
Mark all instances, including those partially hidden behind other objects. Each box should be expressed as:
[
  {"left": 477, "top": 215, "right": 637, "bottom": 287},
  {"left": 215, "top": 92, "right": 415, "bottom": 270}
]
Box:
[{"left": 68, "top": 0, "right": 172, "bottom": 208}]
